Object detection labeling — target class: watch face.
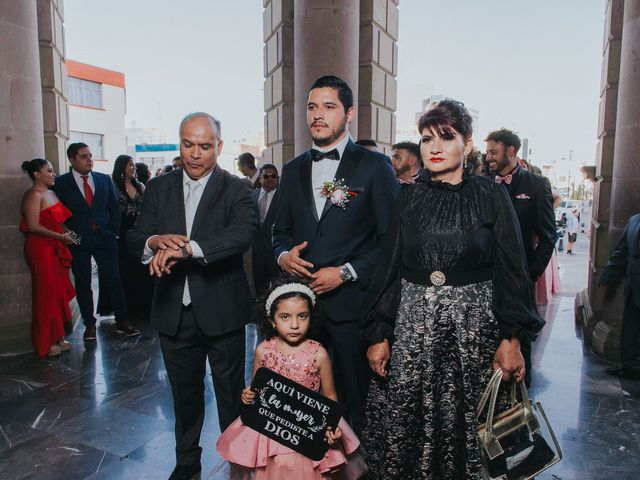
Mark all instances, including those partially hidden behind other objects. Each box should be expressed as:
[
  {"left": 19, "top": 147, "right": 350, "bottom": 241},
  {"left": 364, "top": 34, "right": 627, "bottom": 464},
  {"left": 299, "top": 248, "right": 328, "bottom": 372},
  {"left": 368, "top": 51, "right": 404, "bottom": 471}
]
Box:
[{"left": 340, "top": 267, "right": 352, "bottom": 281}]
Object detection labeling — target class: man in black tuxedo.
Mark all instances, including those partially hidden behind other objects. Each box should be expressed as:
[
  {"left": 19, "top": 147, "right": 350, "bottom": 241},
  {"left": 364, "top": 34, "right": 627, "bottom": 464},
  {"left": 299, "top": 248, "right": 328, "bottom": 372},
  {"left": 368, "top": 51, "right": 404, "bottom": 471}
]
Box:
[
  {"left": 273, "top": 75, "right": 400, "bottom": 434},
  {"left": 251, "top": 164, "right": 280, "bottom": 297},
  {"left": 128, "top": 113, "right": 255, "bottom": 480},
  {"left": 485, "top": 129, "right": 556, "bottom": 385},
  {"left": 53, "top": 143, "right": 138, "bottom": 340},
  {"left": 599, "top": 213, "right": 640, "bottom": 379}
]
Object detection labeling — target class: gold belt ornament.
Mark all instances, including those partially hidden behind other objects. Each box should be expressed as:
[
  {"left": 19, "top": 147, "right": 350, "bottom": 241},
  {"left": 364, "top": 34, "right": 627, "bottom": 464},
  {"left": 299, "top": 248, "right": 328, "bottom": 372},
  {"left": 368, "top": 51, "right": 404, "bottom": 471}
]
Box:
[{"left": 430, "top": 270, "right": 446, "bottom": 286}]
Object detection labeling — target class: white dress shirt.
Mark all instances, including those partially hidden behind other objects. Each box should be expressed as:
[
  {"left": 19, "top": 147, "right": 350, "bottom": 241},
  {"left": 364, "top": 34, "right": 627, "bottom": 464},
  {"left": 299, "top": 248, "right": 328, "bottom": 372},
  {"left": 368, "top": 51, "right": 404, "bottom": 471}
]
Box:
[
  {"left": 142, "top": 169, "right": 214, "bottom": 262},
  {"left": 72, "top": 169, "right": 95, "bottom": 198},
  {"left": 258, "top": 188, "right": 277, "bottom": 221}
]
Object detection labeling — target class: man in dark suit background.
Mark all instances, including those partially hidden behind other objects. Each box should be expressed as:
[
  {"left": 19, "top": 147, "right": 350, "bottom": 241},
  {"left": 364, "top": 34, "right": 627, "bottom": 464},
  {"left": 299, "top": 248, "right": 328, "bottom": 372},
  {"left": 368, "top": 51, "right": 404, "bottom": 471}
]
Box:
[
  {"left": 252, "top": 163, "right": 280, "bottom": 297},
  {"left": 53, "top": 143, "right": 139, "bottom": 340},
  {"left": 237, "top": 152, "right": 260, "bottom": 189},
  {"left": 485, "top": 129, "right": 556, "bottom": 385},
  {"left": 128, "top": 113, "right": 255, "bottom": 480},
  {"left": 273, "top": 75, "right": 400, "bottom": 434},
  {"left": 599, "top": 213, "right": 640, "bottom": 379}
]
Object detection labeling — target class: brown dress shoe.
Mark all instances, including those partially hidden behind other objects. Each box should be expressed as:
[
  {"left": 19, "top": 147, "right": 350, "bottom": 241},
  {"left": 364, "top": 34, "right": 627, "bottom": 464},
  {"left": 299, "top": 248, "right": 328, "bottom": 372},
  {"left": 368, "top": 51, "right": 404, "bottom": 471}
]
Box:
[{"left": 83, "top": 325, "right": 97, "bottom": 341}]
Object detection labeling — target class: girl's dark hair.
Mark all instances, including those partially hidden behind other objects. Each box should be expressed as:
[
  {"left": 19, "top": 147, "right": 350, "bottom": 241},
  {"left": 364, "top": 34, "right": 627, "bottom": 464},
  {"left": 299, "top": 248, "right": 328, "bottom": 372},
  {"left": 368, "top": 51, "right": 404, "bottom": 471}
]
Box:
[
  {"left": 112, "top": 155, "right": 143, "bottom": 195},
  {"left": 21, "top": 158, "right": 48, "bottom": 180},
  {"left": 256, "top": 276, "right": 319, "bottom": 340},
  {"left": 417, "top": 98, "right": 473, "bottom": 140}
]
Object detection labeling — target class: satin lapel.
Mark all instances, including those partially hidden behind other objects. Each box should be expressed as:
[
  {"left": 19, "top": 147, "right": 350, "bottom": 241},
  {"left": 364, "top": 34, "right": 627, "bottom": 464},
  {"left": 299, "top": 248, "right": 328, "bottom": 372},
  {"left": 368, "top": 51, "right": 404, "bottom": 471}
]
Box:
[
  {"left": 171, "top": 172, "right": 187, "bottom": 236},
  {"left": 299, "top": 153, "right": 319, "bottom": 223},
  {"left": 319, "top": 140, "right": 363, "bottom": 221},
  {"left": 190, "top": 168, "right": 223, "bottom": 239}
]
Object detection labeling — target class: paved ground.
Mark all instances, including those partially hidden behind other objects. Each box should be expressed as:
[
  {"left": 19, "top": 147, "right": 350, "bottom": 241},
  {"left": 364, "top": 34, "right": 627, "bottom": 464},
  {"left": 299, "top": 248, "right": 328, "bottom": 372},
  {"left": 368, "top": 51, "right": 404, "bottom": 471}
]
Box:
[{"left": 0, "top": 234, "right": 638, "bottom": 479}]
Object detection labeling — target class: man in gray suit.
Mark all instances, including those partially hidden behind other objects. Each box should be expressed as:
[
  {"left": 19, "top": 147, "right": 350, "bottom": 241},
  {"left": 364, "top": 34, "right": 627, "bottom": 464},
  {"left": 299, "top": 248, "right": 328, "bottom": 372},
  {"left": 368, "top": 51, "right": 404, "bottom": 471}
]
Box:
[
  {"left": 128, "top": 112, "right": 255, "bottom": 480},
  {"left": 599, "top": 213, "right": 640, "bottom": 380}
]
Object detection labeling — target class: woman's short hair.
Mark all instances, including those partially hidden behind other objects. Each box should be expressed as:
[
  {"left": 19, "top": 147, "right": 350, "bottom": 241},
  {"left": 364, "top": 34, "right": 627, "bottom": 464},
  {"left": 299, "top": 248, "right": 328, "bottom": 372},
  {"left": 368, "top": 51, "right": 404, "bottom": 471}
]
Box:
[
  {"left": 417, "top": 99, "right": 473, "bottom": 140},
  {"left": 21, "top": 158, "right": 48, "bottom": 180}
]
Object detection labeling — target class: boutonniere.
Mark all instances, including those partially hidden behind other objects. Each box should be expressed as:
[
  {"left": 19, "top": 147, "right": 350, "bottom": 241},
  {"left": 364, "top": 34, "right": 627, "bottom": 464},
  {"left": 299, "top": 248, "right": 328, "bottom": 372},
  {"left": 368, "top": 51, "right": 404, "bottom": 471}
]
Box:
[
  {"left": 318, "top": 179, "right": 358, "bottom": 209},
  {"left": 515, "top": 193, "right": 531, "bottom": 199}
]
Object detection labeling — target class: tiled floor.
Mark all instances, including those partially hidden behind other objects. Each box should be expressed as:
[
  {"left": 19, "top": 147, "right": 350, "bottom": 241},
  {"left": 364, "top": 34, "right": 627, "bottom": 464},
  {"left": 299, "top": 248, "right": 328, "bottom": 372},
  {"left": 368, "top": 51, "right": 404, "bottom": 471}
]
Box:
[{"left": 1, "top": 237, "right": 638, "bottom": 479}]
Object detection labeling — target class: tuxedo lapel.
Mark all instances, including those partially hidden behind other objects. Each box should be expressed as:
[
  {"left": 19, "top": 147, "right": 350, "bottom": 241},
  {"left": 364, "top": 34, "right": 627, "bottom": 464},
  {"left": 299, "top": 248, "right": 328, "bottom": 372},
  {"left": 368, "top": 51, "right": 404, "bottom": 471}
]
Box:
[
  {"left": 319, "top": 140, "right": 363, "bottom": 221},
  {"left": 190, "top": 168, "right": 223, "bottom": 239},
  {"left": 170, "top": 172, "right": 187, "bottom": 236},
  {"left": 299, "top": 153, "right": 319, "bottom": 223}
]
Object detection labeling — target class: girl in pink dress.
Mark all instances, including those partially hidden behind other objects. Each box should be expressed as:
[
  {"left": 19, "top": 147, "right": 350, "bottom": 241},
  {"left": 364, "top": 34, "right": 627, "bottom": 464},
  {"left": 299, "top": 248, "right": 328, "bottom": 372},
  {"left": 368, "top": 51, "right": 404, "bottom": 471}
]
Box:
[{"left": 216, "top": 279, "right": 367, "bottom": 479}]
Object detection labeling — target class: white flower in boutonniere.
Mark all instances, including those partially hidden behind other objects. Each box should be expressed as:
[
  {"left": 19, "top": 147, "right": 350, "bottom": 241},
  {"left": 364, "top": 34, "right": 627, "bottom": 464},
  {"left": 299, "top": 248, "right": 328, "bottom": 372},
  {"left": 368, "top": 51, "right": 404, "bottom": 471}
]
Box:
[{"left": 318, "top": 179, "right": 358, "bottom": 210}]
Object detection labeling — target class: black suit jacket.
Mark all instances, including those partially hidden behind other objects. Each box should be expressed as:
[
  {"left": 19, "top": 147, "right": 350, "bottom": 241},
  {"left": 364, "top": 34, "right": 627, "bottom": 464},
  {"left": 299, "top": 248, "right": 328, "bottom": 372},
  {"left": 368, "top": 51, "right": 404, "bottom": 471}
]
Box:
[
  {"left": 252, "top": 189, "right": 280, "bottom": 274},
  {"left": 273, "top": 140, "right": 400, "bottom": 321},
  {"left": 600, "top": 214, "right": 640, "bottom": 308},
  {"left": 128, "top": 167, "right": 256, "bottom": 336},
  {"left": 493, "top": 167, "right": 556, "bottom": 280},
  {"left": 52, "top": 171, "right": 121, "bottom": 250}
]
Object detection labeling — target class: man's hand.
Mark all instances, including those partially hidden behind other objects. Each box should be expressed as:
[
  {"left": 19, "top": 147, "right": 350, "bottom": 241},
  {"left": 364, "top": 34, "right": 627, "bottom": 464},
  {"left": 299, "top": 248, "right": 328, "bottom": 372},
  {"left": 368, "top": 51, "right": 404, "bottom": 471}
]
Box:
[
  {"left": 367, "top": 339, "right": 390, "bottom": 378},
  {"left": 280, "top": 241, "right": 314, "bottom": 279},
  {"left": 148, "top": 234, "right": 190, "bottom": 252},
  {"left": 149, "top": 242, "right": 192, "bottom": 277},
  {"left": 492, "top": 338, "right": 525, "bottom": 382},
  {"left": 308, "top": 267, "right": 343, "bottom": 295}
]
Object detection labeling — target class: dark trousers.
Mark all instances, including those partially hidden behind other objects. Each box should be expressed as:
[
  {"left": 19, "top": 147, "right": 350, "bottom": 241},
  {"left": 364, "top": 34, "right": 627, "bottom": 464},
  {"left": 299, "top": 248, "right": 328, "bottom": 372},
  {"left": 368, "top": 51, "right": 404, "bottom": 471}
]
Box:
[
  {"left": 159, "top": 306, "right": 245, "bottom": 465},
  {"left": 70, "top": 241, "right": 127, "bottom": 327},
  {"left": 621, "top": 295, "right": 640, "bottom": 373},
  {"left": 322, "top": 317, "right": 370, "bottom": 436}
]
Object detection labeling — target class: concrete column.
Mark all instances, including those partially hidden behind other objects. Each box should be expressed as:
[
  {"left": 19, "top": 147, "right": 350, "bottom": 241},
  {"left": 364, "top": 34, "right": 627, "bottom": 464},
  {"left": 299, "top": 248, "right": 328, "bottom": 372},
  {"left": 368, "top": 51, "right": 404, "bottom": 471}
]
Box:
[
  {"left": 293, "top": 0, "right": 359, "bottom": 155},
  {"left": 263, "top": 0, "right": 295, "bottom": 170},
  {"left": 37, "top": 0, "right": 69, "bottom": 173},
  {"left": 359, "top": 0, "right": 399, "bottom": 155},
  {"left": 0, "top": 0, "right": 46, "bottom": 354},
  {"left": 592, "top": 0, "right": 640, "bottom": 360}
]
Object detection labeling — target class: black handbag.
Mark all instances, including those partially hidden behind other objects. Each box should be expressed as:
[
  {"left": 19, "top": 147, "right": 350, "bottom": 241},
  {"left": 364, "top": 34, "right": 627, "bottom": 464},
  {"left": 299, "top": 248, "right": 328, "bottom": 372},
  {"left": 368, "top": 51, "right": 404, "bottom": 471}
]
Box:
[{"left": 476, "top": 369, "right": 562, "bottom": 480}]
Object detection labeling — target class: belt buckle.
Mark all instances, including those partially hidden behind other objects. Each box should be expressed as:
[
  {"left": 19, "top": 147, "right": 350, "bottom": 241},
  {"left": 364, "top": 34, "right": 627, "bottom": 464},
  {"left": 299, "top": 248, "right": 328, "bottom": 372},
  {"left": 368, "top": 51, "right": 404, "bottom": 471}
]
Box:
[{"left": 430, "top": 270, "right": 446, "bottom": 287}]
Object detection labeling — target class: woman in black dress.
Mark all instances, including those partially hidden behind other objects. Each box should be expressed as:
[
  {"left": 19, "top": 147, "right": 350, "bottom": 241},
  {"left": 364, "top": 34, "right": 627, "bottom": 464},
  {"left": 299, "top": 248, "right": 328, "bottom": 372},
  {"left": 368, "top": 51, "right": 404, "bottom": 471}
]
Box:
[
  {"left": 361, "top": 99, "right": 544, "bottom": 479},
  {"left": 98, "top": 155, "right": 152, "bottom": 317}
]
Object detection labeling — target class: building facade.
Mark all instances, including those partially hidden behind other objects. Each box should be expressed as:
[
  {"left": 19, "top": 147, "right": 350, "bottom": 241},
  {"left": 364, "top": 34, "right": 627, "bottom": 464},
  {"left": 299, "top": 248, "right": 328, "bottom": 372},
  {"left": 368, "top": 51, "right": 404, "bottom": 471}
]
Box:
[{"left": 67, "top": 60, "right": 126, "bottom": 174}]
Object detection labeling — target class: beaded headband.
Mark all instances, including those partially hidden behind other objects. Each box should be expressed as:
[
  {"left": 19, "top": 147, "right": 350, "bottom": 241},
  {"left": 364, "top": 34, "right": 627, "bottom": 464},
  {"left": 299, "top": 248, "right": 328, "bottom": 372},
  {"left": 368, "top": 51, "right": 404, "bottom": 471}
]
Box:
[{"left": 265, "top": 283, "right": 316, "bottom": 314}]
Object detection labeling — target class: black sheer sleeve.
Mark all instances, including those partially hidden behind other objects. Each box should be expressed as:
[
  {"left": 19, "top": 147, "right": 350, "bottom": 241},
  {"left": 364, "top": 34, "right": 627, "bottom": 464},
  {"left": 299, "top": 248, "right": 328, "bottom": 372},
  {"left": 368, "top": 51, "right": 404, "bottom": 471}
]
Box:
[
  {"left": 492, "top": 185, "right": 545, "bottom": 343},
  {"left": 359, "top": 188, "right": 409, "bottom": 345}
]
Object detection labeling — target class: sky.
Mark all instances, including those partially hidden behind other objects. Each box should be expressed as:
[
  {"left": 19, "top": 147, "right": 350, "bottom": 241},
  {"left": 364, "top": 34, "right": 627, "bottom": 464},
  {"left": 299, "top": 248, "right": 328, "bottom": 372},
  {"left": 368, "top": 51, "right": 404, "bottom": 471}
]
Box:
[{"left": 65, "top": 0, "right": 604, "bottom": 173}]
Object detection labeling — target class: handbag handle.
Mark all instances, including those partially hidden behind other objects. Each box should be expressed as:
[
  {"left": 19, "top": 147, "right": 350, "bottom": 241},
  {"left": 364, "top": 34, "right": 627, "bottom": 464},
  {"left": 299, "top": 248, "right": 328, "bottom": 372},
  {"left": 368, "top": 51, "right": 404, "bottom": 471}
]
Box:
[{"left": 476, "top": 368, "right": 538, "bottom": 459}]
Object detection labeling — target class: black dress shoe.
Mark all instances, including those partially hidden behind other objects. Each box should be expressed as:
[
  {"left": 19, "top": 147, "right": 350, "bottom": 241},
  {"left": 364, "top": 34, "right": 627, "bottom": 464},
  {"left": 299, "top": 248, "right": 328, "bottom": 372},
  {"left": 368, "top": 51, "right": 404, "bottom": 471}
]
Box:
[
  {"left": 606, "top": 366, "right": 640, "bottom": 379},
  {"left": 116, "top": 324, "right": 140, "bottom": 337},
  {"left": 83, "top": 324, "right": 97, "bottom": 341},
  {"left": 168, "top": 463, "right": 201, "bottom": 480}
]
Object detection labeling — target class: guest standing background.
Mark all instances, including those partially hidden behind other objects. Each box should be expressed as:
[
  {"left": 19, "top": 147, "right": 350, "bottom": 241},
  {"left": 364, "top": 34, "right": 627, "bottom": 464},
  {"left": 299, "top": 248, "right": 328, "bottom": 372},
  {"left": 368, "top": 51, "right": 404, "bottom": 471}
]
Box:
[{"left": 20, "top": 159, "right": 76, "bottom": 357}]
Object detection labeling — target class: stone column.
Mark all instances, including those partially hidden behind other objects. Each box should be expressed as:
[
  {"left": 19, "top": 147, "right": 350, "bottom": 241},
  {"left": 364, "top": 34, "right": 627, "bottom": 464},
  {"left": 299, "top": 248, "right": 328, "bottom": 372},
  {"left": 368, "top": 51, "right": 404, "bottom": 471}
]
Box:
[
  {"left": 358, "top": 0, "right": 399, "bottom": 155},
  {"left": 37, "top": 0, "right": 69, "bottom": 173},
  {"left": 263, "top": 0, "right": 295, "bottom": 170},
  {"left": 592, "top": 0, "right": 640, "bottom": 360},
  {"left": 0, "top": 0, "right": 46, "bottom": 354},
  {"left": 293, "top": 0, "right": 360, "bottom": 155}
]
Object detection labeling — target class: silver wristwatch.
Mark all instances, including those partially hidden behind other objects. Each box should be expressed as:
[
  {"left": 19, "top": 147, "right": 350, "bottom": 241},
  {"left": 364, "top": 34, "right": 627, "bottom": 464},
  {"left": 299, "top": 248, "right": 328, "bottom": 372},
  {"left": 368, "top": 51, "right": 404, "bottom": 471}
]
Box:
[{"left": 339, "top": 265, "right": 353, "bottom": 282}]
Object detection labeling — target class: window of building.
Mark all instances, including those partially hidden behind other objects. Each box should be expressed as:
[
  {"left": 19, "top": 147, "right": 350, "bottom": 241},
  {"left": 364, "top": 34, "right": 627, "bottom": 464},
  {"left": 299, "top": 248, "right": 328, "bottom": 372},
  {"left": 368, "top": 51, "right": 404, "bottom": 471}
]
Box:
[
  {"left": 69, "top": 77, "right": 103, "bottom": 108},
  {"left": 69, "top": 131, "right": 104, "bottom": 159}
]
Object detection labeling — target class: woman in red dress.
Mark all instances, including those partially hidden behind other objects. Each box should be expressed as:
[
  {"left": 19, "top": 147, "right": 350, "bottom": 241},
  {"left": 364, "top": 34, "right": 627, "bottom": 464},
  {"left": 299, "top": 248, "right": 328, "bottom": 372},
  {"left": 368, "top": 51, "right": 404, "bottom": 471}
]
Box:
[{"left": 20, "top": 159, "right": 77, "bottom": 357}]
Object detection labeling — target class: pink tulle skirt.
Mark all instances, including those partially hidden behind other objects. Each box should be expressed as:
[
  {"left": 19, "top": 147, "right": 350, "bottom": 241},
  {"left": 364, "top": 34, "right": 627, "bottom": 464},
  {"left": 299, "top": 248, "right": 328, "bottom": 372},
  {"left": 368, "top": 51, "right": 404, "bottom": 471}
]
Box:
[{"left": 216, "top": 417, "right": 368, "bottom": 479}]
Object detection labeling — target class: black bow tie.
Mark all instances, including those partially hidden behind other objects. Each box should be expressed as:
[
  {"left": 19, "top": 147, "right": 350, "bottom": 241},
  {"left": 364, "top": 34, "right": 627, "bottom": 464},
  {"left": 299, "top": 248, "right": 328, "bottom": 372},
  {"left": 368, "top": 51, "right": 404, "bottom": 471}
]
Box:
[{"left": 310, "top": 148, "right": 340, "bottom": 162}]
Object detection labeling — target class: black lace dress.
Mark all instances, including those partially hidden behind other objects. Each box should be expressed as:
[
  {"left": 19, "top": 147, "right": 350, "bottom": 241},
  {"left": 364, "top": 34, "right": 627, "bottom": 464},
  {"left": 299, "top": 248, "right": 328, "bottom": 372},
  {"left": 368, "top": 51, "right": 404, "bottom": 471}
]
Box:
[{"left": 361, "top": 174, "right": 544, "bottom": 479}]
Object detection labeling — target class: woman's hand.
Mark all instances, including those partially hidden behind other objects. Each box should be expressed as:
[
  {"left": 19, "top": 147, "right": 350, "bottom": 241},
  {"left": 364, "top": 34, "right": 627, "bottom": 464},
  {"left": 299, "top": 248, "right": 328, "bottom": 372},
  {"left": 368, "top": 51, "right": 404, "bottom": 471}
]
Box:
[
  {"left": 325, "top": 426, "right": 342, "bottom": 446},
  {"left": 493, "top": 339, "right": 525, "bottom": 382},
  {"left": 241, "top": 387, "right": 256, "bottom": 405},
  {"left": 367, "top": 339, "right": 390, "bottom": 378},
  {"left": 58, "top": 232, "right": 76, "bottom": 245}
]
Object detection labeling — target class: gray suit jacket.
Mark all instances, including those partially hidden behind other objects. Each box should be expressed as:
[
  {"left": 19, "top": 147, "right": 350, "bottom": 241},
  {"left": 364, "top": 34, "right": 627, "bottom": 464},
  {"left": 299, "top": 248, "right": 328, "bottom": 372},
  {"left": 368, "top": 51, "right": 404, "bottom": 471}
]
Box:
[{"left": 128, "top": 167, "right": 256, "bottom": 336}]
